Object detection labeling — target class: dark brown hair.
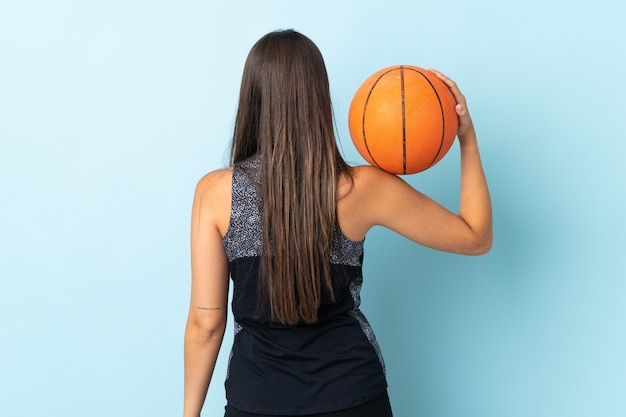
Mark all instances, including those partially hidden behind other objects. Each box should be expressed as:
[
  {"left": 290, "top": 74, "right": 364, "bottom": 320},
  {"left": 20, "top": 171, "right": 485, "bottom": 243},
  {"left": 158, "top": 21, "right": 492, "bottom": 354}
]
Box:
[{"left": 230, "top": 30, "right": 350, "bottom": 325}]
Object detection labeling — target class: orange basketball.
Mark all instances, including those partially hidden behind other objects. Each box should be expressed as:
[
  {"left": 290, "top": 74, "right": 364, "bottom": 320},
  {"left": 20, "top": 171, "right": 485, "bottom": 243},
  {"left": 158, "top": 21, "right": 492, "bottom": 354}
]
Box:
[{"left": 348, "top": 65, "right": 459, "bottom": 174}]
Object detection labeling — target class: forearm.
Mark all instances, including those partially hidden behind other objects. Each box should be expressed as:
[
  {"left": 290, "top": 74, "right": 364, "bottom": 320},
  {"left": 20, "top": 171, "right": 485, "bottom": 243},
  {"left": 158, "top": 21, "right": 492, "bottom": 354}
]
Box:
[
  {"left": 183, "top": 323, "right": 226, "bottom": 417},
  {"left": 458, "top": 125, "right": 492, "bottom": 252}
]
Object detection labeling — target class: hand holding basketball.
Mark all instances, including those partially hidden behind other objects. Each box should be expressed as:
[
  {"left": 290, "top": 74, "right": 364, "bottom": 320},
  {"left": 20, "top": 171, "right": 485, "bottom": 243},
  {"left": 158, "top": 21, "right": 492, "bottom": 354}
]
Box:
[{"left": 428, "top": 68, "right": 473, "bottom": 137}]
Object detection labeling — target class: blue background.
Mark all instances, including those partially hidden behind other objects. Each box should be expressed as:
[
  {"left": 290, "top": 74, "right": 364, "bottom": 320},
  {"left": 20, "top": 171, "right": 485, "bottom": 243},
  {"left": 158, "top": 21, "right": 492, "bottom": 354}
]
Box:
[{"left": 1, "top": 1, "right": 624, "bottom": 416}]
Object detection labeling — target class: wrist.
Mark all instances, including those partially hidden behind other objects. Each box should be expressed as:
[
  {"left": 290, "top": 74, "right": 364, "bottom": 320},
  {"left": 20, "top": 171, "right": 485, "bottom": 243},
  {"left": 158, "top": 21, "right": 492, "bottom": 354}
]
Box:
[{"left": 458, "top": 124, "right": 477, "bottom": 146}]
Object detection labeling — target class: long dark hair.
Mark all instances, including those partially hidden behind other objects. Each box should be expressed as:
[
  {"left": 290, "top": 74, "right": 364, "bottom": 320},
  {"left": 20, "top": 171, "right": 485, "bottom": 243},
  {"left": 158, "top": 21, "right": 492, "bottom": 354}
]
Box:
[{"left": 230, "top": 30, "right": 351, "bottom": 325}]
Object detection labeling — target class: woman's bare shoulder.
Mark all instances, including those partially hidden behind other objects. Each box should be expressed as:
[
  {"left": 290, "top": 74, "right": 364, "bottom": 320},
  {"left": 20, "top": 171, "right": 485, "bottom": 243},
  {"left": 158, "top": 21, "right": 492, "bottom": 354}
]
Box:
[
  {"left": 337, "top": 165, "right": 403, "bottom": 240},
  {"left": 192, "top": 168, "right": 233, "bottom": 235},
  {"left": 194, "top": 168, "right": 233, "bottom": 201},
  {"left": 343, "top": 164, "right": 404, "bottom": 194}
]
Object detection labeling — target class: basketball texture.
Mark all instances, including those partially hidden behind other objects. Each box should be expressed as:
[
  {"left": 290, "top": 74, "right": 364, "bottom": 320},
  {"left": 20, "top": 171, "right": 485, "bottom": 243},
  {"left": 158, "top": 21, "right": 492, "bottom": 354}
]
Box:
[{"left": 348, "top": 65, "right": 459, "bottom": 174}]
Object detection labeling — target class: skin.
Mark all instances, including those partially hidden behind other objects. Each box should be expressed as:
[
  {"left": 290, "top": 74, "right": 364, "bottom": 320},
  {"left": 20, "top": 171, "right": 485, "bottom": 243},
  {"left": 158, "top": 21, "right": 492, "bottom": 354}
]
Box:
[{"left": 182, "top": 69, "right": 492, "bottom": 417}]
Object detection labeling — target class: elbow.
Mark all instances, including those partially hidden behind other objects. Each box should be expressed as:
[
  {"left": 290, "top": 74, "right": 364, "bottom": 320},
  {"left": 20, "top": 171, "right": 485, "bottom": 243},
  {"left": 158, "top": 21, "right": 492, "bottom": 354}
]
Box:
[
  {"left": 466, "top": 231, "right": 493, "bottom": 256},
  {"left": 203, "top": 323, "right": 227, "bottom": 340},
  {"left": 186, "top": 315, "right": 227, "bottom": 343},
  {"left": 452, "top": 225, "right": 492, "bottom": 256},
  {"left": 471, "top": 238, "right": 492, "bottom": 255}
]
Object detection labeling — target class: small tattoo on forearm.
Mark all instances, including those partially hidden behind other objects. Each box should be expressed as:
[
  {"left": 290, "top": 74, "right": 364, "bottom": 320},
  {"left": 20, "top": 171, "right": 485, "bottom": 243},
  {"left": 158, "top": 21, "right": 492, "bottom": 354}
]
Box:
[{"left": 197, "top": 306, "right": 222, "bottom": 311}]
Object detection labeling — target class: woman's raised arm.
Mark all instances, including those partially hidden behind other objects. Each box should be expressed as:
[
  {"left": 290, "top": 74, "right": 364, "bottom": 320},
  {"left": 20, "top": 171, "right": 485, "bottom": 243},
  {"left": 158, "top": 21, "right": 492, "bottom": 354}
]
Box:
[{"left": 352, "top": 70, "right": 492, "bottom": 255}]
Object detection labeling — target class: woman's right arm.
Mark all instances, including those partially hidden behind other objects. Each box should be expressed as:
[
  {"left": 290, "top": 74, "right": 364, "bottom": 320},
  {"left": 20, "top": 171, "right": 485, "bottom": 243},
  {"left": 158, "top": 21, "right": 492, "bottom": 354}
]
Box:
[{"left": 356, "top": 70, "right": 492, "bottom": 255}]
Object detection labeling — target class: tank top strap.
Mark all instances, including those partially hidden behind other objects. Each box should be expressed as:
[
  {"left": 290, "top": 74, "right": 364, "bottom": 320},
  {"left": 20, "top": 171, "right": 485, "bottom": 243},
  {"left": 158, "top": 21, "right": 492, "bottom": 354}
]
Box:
[{"left": 222, "top": 156, "right": 263, "bottom": 261}]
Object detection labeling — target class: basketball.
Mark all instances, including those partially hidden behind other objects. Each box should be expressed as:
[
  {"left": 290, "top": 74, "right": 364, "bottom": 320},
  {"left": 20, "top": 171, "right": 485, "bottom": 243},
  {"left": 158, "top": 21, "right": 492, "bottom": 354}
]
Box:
[{"left": 348, "top": 65, "right": 459, "bottom": 175}]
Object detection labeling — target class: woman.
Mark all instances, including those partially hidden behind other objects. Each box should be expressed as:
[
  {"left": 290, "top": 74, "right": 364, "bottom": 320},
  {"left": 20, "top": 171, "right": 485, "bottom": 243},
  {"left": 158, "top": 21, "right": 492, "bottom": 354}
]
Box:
[{"left": 183, "top": 30, "right": 491, "bottom": 417}]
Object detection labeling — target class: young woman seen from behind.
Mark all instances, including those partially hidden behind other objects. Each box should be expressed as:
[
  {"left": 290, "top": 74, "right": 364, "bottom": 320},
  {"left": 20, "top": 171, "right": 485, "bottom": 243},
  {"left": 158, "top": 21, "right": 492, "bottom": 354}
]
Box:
[{"left": 183, "top": 29, "right": 492, "bottom": 417}]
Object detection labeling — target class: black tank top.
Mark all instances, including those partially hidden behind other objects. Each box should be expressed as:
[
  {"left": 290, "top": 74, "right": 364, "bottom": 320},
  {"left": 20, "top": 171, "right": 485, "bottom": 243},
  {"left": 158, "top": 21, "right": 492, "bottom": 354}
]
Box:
[{"left": 222, "top": 156, "right": 387, "bottom": 415}]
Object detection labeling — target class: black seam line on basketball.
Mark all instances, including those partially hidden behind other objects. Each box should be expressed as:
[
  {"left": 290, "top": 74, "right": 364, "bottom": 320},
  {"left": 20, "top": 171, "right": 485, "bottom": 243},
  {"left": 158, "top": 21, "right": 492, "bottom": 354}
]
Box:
[
  {"left": 405, "top": 68, "right": 446, "bottom": 168},
  {"left": 400, "top": 65, "right": 407, "bottom": 175},
  {"left": 361, "top": 67, "right": 400, "bottom": 170}
]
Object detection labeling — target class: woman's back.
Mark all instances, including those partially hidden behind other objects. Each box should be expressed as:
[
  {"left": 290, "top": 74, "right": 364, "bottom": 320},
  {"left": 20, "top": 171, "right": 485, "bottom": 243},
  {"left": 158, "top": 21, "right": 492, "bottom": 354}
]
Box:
[
  {"left": 218, "top": 156, "right": 387, "bottom": 415},
  {"left": 196, "top": 163, "right": 389, "bottom": 249}
]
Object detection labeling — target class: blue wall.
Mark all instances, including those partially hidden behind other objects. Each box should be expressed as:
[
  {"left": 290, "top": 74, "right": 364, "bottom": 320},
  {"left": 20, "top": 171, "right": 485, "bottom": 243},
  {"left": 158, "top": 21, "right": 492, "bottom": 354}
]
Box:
[{"left": 1, "top": 1, "right": 624, "bottom": 416}]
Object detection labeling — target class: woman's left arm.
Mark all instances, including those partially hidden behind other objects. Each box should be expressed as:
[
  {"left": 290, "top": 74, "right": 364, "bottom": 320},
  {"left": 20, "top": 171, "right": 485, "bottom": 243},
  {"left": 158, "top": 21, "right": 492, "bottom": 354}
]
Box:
[{"left": 183, "top": 172, "right": 231, "bottom": 417}]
